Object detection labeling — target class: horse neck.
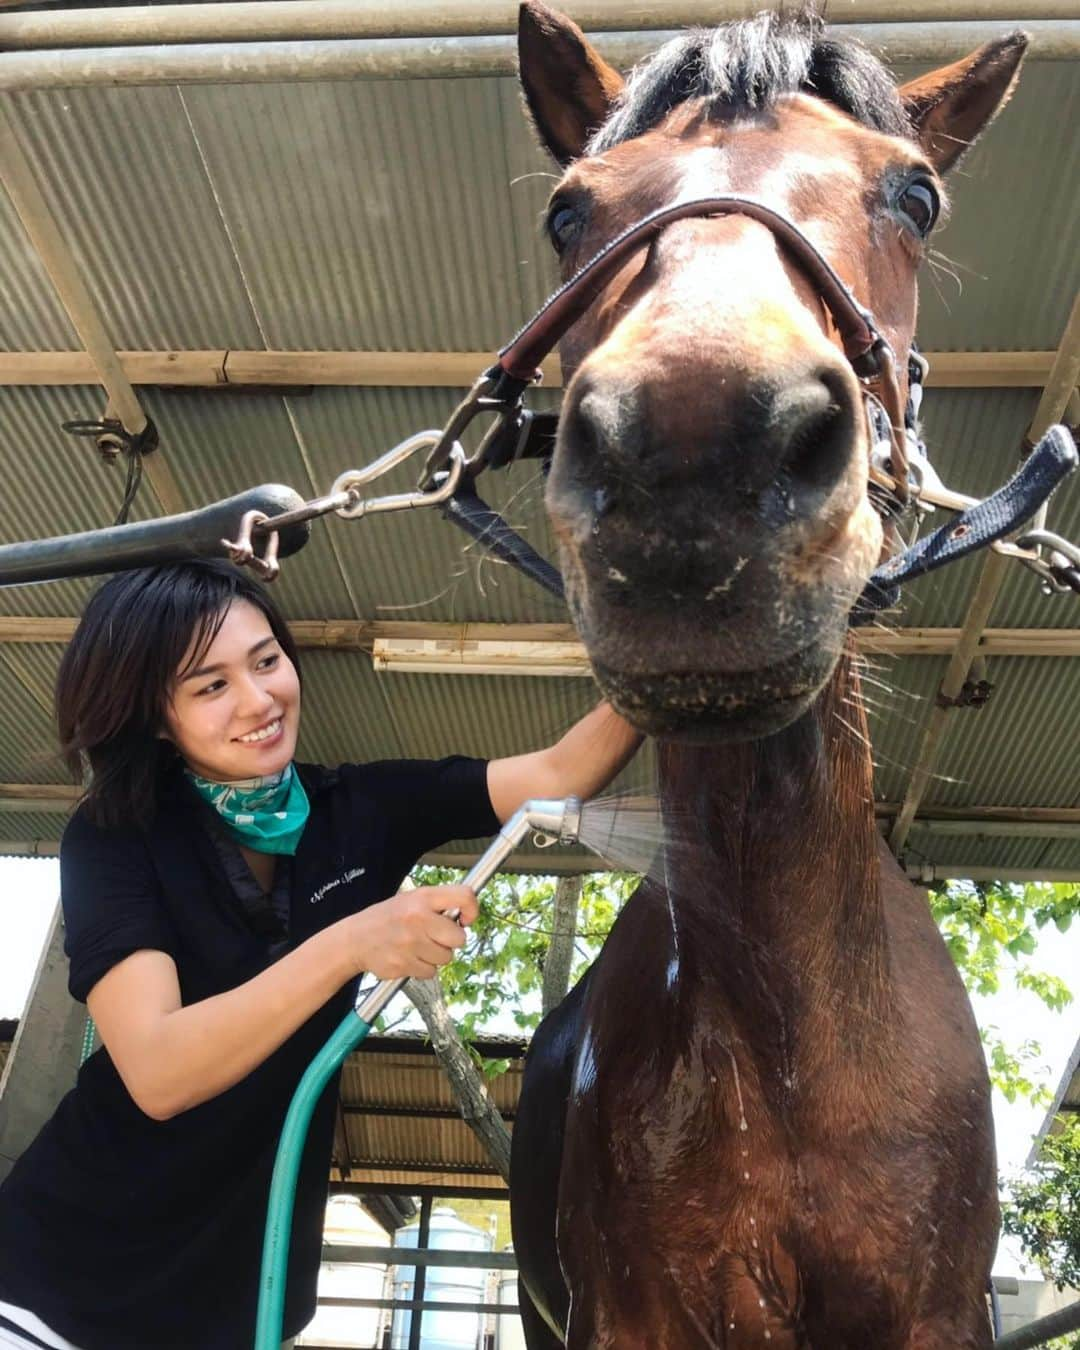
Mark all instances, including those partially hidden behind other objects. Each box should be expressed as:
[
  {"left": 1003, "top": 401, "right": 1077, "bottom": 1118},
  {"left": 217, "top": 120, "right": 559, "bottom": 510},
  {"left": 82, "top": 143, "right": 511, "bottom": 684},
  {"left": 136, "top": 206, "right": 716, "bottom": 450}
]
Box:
[{"left": 656, "top": 648, "right": 885, "bottom": 1006}]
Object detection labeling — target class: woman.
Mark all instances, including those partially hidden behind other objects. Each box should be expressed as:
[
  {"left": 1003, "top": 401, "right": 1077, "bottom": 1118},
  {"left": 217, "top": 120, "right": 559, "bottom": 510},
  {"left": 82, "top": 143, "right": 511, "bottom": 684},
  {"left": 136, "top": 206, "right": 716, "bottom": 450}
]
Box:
[{"left": 0, "top": 561, "right": 641, "bottom": 1350}]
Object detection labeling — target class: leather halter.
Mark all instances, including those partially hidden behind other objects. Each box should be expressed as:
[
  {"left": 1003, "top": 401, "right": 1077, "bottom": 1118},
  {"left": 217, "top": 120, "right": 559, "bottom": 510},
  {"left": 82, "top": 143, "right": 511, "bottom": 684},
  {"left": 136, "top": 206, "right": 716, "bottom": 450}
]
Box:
[
  {"left": 424, "top": 195, "right": 1078, "bottom": 614},
  {"left": 427, "top": 195, "right": 912, "bottom": 506}
]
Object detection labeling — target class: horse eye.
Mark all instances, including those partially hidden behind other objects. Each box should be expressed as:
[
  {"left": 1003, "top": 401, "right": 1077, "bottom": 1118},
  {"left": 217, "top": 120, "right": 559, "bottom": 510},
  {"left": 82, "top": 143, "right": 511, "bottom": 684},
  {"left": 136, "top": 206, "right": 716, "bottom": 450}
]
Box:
[
  {"left": 547, "top": 203, "right": 583, "bottom": 254},
  {"left": 896, "top": 178, "right": 939, "bottom": 238}
]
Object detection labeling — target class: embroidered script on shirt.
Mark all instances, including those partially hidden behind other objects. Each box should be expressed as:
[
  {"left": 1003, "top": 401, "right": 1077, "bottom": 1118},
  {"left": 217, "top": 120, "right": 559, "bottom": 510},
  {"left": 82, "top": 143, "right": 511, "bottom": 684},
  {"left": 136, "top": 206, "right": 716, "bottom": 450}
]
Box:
[{"left": 309, "top": 867, "right": 366, "bottom": 905}]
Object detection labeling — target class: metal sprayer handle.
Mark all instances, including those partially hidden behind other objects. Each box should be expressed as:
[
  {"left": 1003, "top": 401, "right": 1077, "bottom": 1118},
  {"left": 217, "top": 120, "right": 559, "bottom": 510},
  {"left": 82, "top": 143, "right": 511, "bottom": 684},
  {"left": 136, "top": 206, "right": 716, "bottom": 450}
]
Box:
[{"left": 354, "top": 797, "right": 581, "bottom": 1025}]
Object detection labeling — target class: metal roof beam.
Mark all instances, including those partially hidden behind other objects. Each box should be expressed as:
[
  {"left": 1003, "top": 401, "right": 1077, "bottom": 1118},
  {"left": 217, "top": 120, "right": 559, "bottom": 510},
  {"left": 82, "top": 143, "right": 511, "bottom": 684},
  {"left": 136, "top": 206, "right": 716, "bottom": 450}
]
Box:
[
  {"left": 0, "top": 22, "right": 1076, "bottom": 94},
  {"left": 889, "top": 290, "right": 1080, "bottom": 855},
  {"left": 0, "top": 348, "right": 1059, "bottom": 390}
]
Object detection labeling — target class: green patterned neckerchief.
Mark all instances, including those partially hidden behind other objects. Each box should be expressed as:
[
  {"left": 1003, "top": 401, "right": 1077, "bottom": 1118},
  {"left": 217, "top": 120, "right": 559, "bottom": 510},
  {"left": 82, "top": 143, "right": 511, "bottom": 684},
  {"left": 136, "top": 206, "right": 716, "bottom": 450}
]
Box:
[{"left": 184, "top": 762, "right": 310, "bottom": 856}]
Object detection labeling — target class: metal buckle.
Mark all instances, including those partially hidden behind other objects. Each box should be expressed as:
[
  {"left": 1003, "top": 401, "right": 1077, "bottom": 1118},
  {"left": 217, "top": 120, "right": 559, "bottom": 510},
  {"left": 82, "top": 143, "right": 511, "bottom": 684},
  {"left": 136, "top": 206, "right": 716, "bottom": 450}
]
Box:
[
  {"left": 332, "top": 432, "right": 466, "bottom": 519},
  {"left": 419, "top": 367, "right": 542, "bottom": 489}
]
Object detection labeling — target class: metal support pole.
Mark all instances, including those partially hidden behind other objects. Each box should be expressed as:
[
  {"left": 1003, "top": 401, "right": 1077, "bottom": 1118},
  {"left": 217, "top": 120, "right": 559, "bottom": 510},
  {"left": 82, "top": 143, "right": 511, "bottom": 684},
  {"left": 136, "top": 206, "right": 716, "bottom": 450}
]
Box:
[
  {"left": 407, "top": 1194, "right": 434, "bottom": 1350},
  {"left": 0, "top": 1, "right": 1076, "bottom": 48},
  {"left": 0, "top": 23, "right": 1075, "bottom": 93}
]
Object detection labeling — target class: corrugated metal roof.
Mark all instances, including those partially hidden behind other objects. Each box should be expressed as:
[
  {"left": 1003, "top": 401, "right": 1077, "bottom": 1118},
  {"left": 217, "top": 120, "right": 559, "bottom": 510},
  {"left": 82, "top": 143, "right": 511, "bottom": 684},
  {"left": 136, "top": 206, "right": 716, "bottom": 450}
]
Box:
[
  {"left": 0, "top": 19, "right": 1076, "bottom": 885},
  {"left": 0, "top": 62, "right": 1076, "bottom": 355},
  {"left": 0, "top": 655, "right": 62, "bottom": 783},
  {"left": 914, "top": 62, "right": 1080, "bottom": 352},
  {"left": 2, "top": 86, "right": 265, "bottom": 350},
  {"left": 921, "top": 657, "right": 1080, "bottom": 808},
  {"left": 335, "top": 1036, "right": 523, "bottom": 1186}
]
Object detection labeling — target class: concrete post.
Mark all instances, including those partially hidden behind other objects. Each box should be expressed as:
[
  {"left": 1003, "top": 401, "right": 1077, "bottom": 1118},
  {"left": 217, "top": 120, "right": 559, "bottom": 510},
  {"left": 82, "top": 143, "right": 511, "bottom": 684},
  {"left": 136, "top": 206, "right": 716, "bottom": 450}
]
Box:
[{"left": 0, "top": 903, "right": 85, "bottom": 1184}]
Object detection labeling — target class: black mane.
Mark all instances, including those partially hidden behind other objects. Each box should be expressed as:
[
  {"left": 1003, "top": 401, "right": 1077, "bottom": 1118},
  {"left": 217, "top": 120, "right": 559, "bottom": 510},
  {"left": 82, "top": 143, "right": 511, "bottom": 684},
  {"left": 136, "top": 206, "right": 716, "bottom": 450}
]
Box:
[{"left": 589, "top": 11, "right": 910, "bottom": 153}]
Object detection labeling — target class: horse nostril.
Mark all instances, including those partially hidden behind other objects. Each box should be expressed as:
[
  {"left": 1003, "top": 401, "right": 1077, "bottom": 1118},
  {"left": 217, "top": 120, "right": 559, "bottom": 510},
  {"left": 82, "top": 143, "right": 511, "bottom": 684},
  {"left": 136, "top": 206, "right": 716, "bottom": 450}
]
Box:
[{"left": 776, "top": 370, "right": 856, "bottom": 497}]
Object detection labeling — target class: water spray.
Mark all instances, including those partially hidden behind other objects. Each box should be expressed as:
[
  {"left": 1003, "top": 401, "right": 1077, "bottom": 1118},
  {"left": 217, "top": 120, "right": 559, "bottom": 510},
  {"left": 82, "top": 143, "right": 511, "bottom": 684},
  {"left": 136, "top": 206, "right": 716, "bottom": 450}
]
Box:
[{"left": 254, "top": 796, "right": 583, "bottom": 1349}]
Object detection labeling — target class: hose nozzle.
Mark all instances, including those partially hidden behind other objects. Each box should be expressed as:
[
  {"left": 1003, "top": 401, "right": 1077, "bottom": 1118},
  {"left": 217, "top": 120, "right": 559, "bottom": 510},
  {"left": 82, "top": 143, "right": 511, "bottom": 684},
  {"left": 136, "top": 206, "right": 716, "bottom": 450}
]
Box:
[
  {"left": 462, "top": 796, "right": 581, "bottom": 893},
  {"left": 355, "top": 795, "right": 583, "bottom": 1025}
]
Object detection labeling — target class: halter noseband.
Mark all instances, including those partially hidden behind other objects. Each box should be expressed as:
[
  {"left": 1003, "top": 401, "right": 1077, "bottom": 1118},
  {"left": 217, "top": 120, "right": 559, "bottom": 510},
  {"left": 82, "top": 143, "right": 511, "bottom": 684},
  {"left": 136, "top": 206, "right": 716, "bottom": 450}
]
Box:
[
  {"left": 422, "top": 195, "right": 1077, "bottom": 616},
  {"left": 426, "top": 196, "right": 914, "bottom": 506}
]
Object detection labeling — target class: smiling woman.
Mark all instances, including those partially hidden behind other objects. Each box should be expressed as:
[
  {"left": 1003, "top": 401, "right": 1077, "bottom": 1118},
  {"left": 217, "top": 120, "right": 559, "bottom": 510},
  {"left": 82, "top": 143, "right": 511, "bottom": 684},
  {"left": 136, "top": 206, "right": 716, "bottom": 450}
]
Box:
[{"left": 0, "top": 560, "right": 641, "bottom": 1350}]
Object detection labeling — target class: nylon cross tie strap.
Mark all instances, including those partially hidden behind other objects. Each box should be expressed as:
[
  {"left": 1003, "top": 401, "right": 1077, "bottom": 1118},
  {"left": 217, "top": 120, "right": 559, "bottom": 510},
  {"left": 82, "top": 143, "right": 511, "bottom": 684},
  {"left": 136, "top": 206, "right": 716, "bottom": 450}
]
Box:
[{"left": 851, "top": 425, "right": 1079, "bottom": 623}]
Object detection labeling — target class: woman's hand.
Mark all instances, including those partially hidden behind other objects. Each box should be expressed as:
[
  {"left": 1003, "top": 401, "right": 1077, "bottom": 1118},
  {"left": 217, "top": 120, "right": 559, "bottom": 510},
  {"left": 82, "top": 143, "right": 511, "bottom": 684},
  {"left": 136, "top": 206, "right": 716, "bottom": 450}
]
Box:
[{"left": 350, "top": 884, "right": 479, "bottom": 981}]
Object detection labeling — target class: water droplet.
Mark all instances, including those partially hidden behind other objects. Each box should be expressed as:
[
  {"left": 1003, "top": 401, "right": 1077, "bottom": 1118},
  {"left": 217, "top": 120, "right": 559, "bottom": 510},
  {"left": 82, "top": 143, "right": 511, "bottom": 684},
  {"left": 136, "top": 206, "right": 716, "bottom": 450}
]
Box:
[
  {"left": 739, "top": 1117, "right": 748, "bottom": 1132},
  {"left": 749, "top": 1217, "right": 756, "bottom": 1226},
  {"left": 764, "top": 1330, "right": 772, "bottom": 1341},
  {"left": 759, "top": 1299, "right": 766, "bottom": 1309},
  {"left": 744, "top": 1170, "right": 751, "bottom": 1180}
]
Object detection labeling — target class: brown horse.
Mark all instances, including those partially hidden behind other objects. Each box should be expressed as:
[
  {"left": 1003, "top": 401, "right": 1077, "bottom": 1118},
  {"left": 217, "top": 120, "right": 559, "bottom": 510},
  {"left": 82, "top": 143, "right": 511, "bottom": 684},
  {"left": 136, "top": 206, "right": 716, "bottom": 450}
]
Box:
[{"left": 507, "top": 6, "right": 1027, "bottom": 1348}]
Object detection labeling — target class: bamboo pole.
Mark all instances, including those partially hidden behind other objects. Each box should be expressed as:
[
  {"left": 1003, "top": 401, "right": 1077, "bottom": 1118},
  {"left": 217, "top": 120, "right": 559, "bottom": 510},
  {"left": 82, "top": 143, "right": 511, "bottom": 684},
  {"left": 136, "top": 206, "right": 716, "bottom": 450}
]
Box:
[
  {"left": 0, "top": 1, "right": 1076, "bottom": 49},
  {"left": 2, "top": 616, "right": 1080, "bottom": 656},
  {"left": 0, "top": 349, "right": 1054, "bottom": 390},
  {"left": 0, "top": 22, "right": 1074, "bottom": 94},
  {"left": 6, "top": 781, "right": 1080, "bottom": 830},
  {"left": 3, "top": 616, "right": 1080, "bottom": 656}
]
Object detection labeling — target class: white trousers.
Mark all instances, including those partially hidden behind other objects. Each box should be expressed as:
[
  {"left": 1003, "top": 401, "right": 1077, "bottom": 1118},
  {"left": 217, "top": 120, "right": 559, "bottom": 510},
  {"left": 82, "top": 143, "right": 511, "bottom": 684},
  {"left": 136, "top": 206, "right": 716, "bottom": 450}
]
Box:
[{"left": 0, "top": 1302, "right": 294, "bottom": 1350}]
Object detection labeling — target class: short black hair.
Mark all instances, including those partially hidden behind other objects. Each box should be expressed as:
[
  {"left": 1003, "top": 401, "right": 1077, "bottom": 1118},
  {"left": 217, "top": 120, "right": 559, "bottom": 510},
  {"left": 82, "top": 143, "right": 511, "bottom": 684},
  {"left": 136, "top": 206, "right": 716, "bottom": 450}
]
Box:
[
  {"left": 589, "top": 10, "right": 910, "bottom": 154},
  {"left": 56, "top": 560, "right": 300, "bottom": 830}
]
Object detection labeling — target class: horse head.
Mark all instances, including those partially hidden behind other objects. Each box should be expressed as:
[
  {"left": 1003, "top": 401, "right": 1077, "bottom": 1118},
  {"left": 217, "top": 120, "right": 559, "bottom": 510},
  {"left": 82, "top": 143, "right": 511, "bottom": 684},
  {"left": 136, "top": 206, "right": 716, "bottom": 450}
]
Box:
[{"left": 519, "top": 2, "right": 1026, "bottom": 740}]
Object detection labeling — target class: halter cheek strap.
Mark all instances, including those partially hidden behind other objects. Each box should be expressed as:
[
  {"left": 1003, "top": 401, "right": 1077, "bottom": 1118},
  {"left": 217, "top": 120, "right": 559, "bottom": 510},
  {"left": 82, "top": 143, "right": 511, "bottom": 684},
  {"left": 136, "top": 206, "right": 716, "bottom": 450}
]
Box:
[{"left": 427, "top": 195, "right": 1078, "bottom": 617}]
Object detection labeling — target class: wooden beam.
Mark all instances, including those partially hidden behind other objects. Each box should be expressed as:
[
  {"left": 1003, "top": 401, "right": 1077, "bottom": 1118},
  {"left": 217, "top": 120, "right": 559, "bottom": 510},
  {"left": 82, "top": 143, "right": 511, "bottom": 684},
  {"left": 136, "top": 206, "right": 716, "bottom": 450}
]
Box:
[
  {"left": 0, "top": 349, "right": 1060, "bottom": 390},
  {"left": 0, "top": 783, "right": 79, "bottom": 802},
  {"left": 876, "top": 803, "right": 1080, "bottom": 824},
  {"left": 5, "top": 787, "right": 1077, "bottom": 829},
  {"left": 859, "top": 627, "right": 1080, "bottom": 657},
  {"left": 3, "top": 617, "right": 1080, "bottom": 657}
]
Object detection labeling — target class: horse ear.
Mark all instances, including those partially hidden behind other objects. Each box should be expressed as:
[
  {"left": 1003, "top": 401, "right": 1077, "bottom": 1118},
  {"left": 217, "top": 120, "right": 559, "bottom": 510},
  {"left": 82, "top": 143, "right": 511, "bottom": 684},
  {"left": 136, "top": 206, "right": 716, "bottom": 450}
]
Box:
[
  {"left": 898, "top": 33, "right": 1027, "bottom": 174},
  {"left": 518, "top": 0, "right": 625, "bottom": 166}
]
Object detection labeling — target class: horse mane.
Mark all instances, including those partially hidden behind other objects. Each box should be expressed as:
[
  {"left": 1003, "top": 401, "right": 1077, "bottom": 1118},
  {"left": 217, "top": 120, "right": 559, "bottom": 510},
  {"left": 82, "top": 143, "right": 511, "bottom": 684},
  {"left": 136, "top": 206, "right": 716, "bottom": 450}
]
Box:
[{"left": 588, "top": 10, "right": 911, "bottom": 153}]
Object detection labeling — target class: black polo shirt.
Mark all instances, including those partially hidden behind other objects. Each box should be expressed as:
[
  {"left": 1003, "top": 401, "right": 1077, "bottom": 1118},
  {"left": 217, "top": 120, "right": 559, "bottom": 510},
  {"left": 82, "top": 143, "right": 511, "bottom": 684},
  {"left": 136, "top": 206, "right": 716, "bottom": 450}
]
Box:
[{"left": 0, "top": 757, "right": 498, "bottom": 1350}]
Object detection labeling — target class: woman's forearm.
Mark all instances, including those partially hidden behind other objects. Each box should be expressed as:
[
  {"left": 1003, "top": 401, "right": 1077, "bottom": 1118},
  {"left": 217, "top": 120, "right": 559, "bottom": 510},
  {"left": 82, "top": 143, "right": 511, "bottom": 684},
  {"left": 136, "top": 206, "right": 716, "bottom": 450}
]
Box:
[
  {"left": 130, "top": 920, "right": 360, "bottom": 1119},
  {"left": 91, "top": 882, "right": 476, "bottom": 1122},
  {"left": 487, "top": 701, "right": 644, "bottom": 821},
  {"left": 549, "top": 701, "right": 644, "bottom": 800}
]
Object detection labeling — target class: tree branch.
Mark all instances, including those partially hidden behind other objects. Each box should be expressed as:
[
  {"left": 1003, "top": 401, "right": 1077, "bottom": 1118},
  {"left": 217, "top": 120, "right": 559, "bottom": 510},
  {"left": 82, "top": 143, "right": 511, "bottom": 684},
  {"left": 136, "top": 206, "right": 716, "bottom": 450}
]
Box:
[
  {"left": 405, "top": 975, "right": 512, "bottom": 1183},
  {"left": 542, "top": 874, "right": 582, "bottom": 1016}
]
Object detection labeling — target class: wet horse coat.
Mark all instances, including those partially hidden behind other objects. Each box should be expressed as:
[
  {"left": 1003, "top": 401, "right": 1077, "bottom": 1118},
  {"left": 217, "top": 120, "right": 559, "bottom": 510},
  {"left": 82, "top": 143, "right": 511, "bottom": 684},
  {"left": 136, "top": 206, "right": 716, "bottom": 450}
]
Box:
[{"left": 508, "top": 6, "right": 1027, "bottom": 1347}]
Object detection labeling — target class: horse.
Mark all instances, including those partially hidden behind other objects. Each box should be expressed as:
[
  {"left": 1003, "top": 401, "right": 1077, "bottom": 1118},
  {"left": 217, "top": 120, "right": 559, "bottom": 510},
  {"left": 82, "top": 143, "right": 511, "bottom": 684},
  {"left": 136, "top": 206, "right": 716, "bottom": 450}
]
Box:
[{"left": 506, "top": 5, "right": 1027, "bottom": 1347}]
